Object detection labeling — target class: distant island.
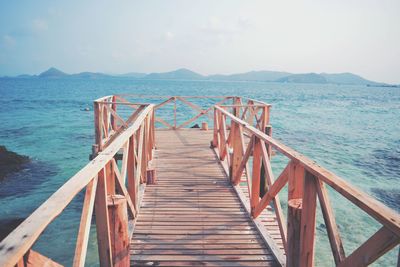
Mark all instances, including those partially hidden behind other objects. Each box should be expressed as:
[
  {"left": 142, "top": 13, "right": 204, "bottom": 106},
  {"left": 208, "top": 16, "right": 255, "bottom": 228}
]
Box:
[{"left": 2, "top": 67, "right": 398, "bottom": 87}]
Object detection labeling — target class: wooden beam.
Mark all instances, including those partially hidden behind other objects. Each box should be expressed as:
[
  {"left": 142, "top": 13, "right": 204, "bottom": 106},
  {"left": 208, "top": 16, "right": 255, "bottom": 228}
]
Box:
[
  {"left": 212, "top": 108, "right": 219, "bottom": 148},
  {"left": 315, "top": 180, "right": 345, "bottom": 265},
  {"left": 253, "top": 162, "right": 289, "bottom": 218},
  {"left": 73, "top": 177, "right": 98, "bottom": 267},
  {"left": 104, "top": 103, "right": 128, "bottom": 129},
  {"left": 288, "top": 161, "right": 304, "bottom": 200},
  {"left": 94, "top": 101, "right": 102, "bottom": 151},
  {"left": 107, "top": 195, "right": 129, "bottom": 267},
  {"left": 299, "top": 171, "right": 318, "bottom": 267},
  {"left": 176, "top": 111, "right": 206, "bottom": 129},
  {"left": 94, "top": 168, "right": 113, "bottom": 267},
  {"left": 111, "top": 95, "right": 118, "bottom": 130},
  {"left": 24, "top": 249, "right": 63, "bottom": 267},
  {"left": 230, "top": 122, "right": 244, "bottom": 183},
  {"left": 155, "top": 117, "right": 173, "bottom": 129},
  {"left": 154, "top": 97, "right": 173, "bottom": 109},
  {"left": 233, "top": 136, "right": 253, "bottom": 185},
  {"left": 287, "top": 198, "right": 302, "bottom": 267},
  {"left": 113, "top": 159, "right": 137, "bottom": 218},
  {"left": 251, "top": 137, "right": 262, "bottom": 215},
  {"left": 127, "top": 135, "right": 138, "bottom": 212},
  {"left": 338, "top": 226, "right": 400, "bottom": 267}
]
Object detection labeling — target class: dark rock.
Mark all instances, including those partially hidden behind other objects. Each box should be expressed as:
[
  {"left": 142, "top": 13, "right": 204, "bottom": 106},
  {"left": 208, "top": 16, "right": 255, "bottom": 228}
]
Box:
[
  {"left": 191, "top": 124, "right": 200, "bottom": 129},
  {"left": 0, "top": 146, "right": 30, "bottom": 180}
]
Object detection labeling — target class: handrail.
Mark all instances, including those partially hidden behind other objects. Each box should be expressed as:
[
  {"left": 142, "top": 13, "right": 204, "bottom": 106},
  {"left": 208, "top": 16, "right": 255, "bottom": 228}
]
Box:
[
  {"left": 0, "top": 101, "right": 156, "bottom": 267},
  {"left": 212, "top": 104, "right": 400, "bottom": 266},
  {"left": 112, "top": 95, "right": 235, "bottom": 130}
]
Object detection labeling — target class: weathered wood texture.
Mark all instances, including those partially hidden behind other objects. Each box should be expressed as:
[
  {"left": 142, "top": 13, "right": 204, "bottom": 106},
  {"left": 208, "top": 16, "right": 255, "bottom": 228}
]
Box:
[{"left": 131, "top": 129, "right": 280, "bottom": 267}]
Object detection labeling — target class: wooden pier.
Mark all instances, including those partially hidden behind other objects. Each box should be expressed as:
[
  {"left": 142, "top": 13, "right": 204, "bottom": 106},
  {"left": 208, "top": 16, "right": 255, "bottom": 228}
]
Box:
[{"left": 0, "top": 95, "right": 399, "bottom": 267}]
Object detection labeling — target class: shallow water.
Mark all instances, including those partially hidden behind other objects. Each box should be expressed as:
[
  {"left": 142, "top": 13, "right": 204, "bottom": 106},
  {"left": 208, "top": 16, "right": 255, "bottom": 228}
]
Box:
[{"left": 0, "top": 78, "right": 399, "bottom": 266}]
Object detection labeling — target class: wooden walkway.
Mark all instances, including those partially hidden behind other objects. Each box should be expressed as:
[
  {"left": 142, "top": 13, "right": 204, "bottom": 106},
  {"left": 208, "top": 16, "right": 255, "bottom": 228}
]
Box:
[{"left": 131, "top": 129, "right": 280, "bottom": 266}]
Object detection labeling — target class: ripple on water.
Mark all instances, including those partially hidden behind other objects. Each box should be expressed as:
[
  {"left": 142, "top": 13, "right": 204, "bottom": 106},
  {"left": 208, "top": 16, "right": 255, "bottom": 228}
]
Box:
[
  {"left": 371, "top": 188, "right": 400, "bottom": 212},
  {"left": 354, "top": 140, "right": 400, "bottom": 179},
  {"left": 0, "top": 160, "right": 58, "bottom": 198}
]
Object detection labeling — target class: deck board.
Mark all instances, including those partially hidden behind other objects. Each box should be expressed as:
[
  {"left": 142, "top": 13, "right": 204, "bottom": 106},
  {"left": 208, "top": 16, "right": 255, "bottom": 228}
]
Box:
[{"left": 130, "top": 129, "right": 282, "bottom": 267}]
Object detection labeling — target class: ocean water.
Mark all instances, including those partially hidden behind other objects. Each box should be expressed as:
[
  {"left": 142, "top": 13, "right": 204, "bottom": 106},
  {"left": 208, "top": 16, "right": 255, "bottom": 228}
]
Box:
[{"left": 0, "top": 78, "right": 399, "bottom": 266}]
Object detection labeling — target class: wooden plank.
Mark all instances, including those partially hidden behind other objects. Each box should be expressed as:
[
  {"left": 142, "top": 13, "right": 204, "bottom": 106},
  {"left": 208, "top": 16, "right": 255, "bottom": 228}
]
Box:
[
  {"left": 73, "top": 177, "right": 98, "bottom": 267},
  {"left": 315, "top": 180, "right": 345, "bottom": 265},
  {"left": 107, "top": 194, "right": 129, "bottom": 267},
  {"left": 251, "top": 137, "right": 262, "bottom": 214},
  {"left": 113, "top": 159, "right": 137, "bottom": 218},
  {"left": 94, "top": 169, "right": 113, "bottom": 267},
  {"left": 338, "top": 226, "right": 400, "bottom": 267},
  {"left": 230, "top": 122, "right": 244, "bottom": 183},
  {"left": 299, "top": 171, "right": 318, "bottom": 267},
  {"left": 287, "top": 198, "right": 302, "bottom": 267},
  {"left": 25, "top": 249, "right": 63, "bottom": 267},
  {"left": 253, "top": 162, "right": 289, "bottom": 218},
  {"left": 132, "top": 129, "right": 281, "bottom": 267}
]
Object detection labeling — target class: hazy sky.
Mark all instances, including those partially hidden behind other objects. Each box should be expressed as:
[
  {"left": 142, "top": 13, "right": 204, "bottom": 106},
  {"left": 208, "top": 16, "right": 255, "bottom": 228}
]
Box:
[{"left": 1, "top": 0, "right": 399, "bottom": 83}]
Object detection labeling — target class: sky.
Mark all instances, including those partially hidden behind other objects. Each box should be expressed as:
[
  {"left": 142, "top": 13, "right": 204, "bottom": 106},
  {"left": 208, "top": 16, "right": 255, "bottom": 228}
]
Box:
[{"left": 0, "top": 0, "right": 399, "bottom": 83}]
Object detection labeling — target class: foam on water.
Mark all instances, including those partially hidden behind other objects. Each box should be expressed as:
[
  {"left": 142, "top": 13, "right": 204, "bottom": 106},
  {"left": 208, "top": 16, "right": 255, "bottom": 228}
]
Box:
[{"left": 0, "top": 78, "right": 399, "bottom": 266}]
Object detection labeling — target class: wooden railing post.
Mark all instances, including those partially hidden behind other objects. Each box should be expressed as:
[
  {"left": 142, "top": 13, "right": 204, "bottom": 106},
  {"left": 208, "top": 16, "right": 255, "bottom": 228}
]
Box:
[
  {"left": 233, "top": 97, "right": 241, "bottom": 117},
  {"left": 111, "top": 95, "right": 117, "bottom": 131},
  {"left": 95, "top": 168, "right": 113, "bottom": 267},
  {"left": 230, "top": 122, "right": 244, "bottom": 183},
  {"left": 299, "top": 171, "right": 318, "bottom": 267},
  {"left": 287, "top": 161, "right": 304, "bottom": 267},
  {"left": 260, "top": 125, "right": 272, "bottom": 197},
  {"left": 107, "top": 194, "right": 129, "bottom": 267},
  {"left": 251, "top": 137, "right": 262, "bottom": 216},
  {"left": 140, "top": 121, "right": 148, "bottom": 183},
  {"left": 211, "top": 107, "right": 218, "bottom": 148},
  {"left": 94, "top": 101, "right": 102, "bottom": 151},
  {"left": 173, "top": 97, "right": 177, "bottom": 130},
  {"left": 127, "top": 134, "right": 138, "bottom": 211}
]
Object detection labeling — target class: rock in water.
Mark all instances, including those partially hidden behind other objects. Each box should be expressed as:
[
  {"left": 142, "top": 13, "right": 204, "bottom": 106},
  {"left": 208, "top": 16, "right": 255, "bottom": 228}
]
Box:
[
  {"left": 191, "top": 124, "right": 200, "bottom": 128},
  {"left": 0, "top": 146, "right": 30, "bottom": 180}
]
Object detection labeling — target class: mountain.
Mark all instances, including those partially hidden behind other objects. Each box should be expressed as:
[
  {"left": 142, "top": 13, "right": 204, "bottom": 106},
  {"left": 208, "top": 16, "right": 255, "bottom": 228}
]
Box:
[
  {"left": 6, "top": 67, "right": 394, "bottom": 86},
  {"left": 277, "top": 73, "right": 328, "bottom": 84},
  {"left": 118, "top": 72, "right": 147, "bottom": 78},
  {"left": 208, "top": 70, "right": 291, "bottom": 82},
  {"left": 38, "top": 67, "right": 67, "bottom": 78},
  {"left": 70, "top": 72, "right": 112, "bottom": 79},
  {"left": 320, "top": 73, "right": 381, "bottom": 85},
  {"left": 144, "top": 68, "right": 205, "bottom": 80}
]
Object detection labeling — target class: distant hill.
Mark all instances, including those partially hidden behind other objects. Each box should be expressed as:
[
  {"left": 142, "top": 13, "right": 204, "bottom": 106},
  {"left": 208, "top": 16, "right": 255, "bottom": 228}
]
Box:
[
  {"left": 70, "top": 72, "right": 112, "bottom": 79},
  {"left": 144, "top": 68, "right": 205, "bottom": 80},
  {"left": 320, "top": 73, "right": 381, "bottom": 85},
  {"left": 208, "top": 70, "right": 291, "bottom": 82},
  {"left": 38, "top": 67, "right": 67, "bottom": 78},
  {"left": 6, "top": 67, "right": 393, "bottom": 86},
  {"left": 118, "top": 72, "right": 147, "bottom": 78},
  {"left": 277, "top": 73, "right": 328, "bottom": 84}
]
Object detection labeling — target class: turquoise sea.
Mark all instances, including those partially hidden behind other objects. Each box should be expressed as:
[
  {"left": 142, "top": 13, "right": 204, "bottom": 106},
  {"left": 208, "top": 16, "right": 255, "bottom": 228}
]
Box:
[{"left": 0, "top": 78, "right": 399, "bottom": 266}]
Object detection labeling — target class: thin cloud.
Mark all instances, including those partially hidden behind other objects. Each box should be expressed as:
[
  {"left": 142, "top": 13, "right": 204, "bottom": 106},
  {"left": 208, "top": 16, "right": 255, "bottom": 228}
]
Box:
[
  {"left": 3, "top": 35, "right": 16, "bottom": 47},
  {"left": 32, "top": 18, "right": 48, "bottom": 32},
  {"left": 165, "top": 31, "right": 174, "bottom": 41}
]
